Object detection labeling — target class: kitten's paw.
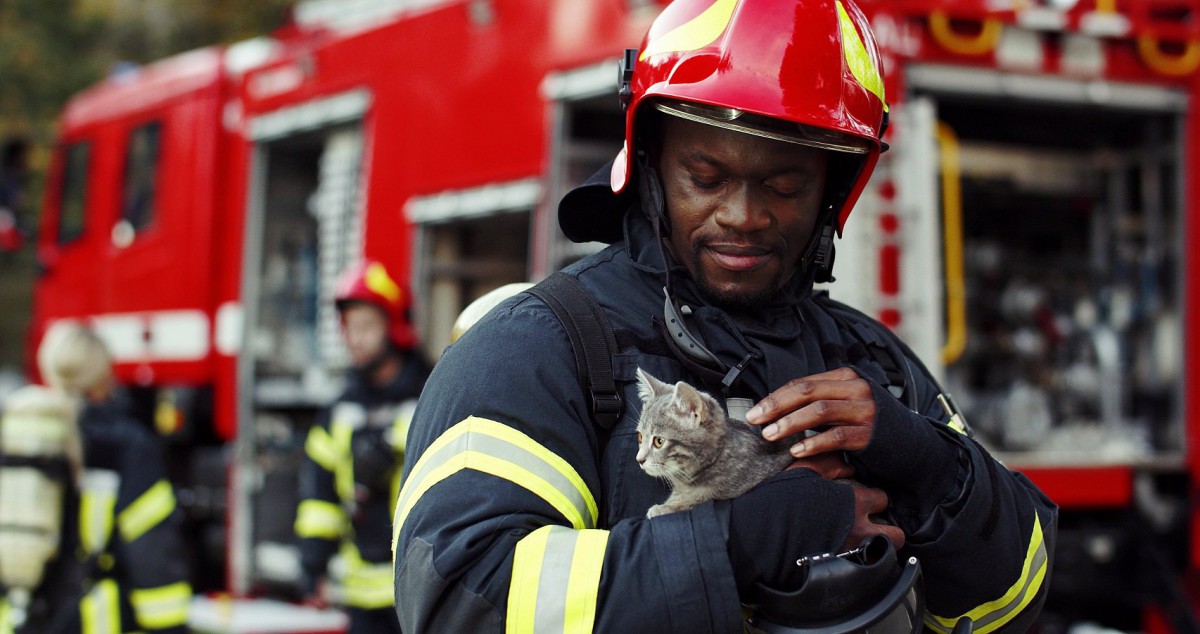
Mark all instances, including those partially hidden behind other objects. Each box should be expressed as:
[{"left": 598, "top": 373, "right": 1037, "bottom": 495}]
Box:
[{"left": 646, "top": 504, "right": 671, "bottom": 518}]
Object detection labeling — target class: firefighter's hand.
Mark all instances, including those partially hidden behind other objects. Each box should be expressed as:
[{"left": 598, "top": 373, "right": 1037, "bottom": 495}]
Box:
[
  {"left": 847, "top": 482, "right": 905, "bottom": 551},
  {"left": 747, "top": 367, "right": 875, "bottom": 456},
  {"left": 301, "top": 580, "right": 330, "bottom": 610},
  {"left": 750, "top": 367, "right": 962, "bottom": 503}
]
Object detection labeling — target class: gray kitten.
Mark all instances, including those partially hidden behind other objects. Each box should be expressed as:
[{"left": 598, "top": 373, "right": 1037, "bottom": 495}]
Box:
[{"left": 635, "top": 367, "right": 794, "bottom": 518}]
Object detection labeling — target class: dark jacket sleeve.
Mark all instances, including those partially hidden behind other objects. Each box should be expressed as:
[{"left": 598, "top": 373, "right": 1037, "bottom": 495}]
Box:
[
  {"left": 392, "top": 295, "right": 744, "bottom": 633},
  {"left": 113, "top": 429, "right": 192, "bottom": 633},
  {"left": 849, "top": 326, "right": 1058, "bottom": 633}
]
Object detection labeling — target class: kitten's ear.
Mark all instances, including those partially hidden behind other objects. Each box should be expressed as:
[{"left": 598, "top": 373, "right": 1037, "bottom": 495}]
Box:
[
  {"left": 636, "top": 367, "right": 671, "bottom": 403},
  {"left": 672, "top": 382, "right": 708, "bottom": 418}
]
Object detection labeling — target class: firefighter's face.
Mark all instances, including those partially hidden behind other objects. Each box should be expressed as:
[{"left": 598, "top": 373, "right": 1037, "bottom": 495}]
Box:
[
  {"left": 657, "top": 116, "right": 828, "bottom": 306},
  {"left": 341, "top": 303, "right": 390, "bottom": 367}
]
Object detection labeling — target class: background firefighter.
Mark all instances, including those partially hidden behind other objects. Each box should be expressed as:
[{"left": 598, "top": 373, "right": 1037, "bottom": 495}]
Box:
[
  {"left": 391, "top": 0, "right": 1057, "bottom": 631},
  {"left": 29, "top": 323, "right": 193, "bottom": 634},
  {"left": 293, "top": 260, "right": 430, "bottom": 634}
]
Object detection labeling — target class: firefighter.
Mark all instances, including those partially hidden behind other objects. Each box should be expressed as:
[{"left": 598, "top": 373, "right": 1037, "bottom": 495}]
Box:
[
  {"left": 393, "top": 0, "right": 1057, "bottom": 632},
  {"left": 294, "top": 260, "right": 430, "bottom": 634},
  {"left": 34, "top": 322, "right": 193, "bottom": 634}
]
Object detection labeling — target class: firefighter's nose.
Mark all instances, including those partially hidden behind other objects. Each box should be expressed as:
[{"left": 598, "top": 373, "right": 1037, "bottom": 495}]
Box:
[{"left": 715, "top": 184, "right": 769, "bottom": 231}]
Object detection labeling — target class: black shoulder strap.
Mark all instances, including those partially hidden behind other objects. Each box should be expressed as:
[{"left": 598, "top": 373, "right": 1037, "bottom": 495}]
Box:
[{"left": 526, "top": 272, "right": 623, "bottom": 429}]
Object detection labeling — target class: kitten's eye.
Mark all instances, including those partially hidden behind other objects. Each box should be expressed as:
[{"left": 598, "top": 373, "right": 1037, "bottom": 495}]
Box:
[
  {"left": 637, "top": 432, "right": 643, "bottom": 444},
  {"left": 653, "top": 436, "right": 664, "bottom": 448}
]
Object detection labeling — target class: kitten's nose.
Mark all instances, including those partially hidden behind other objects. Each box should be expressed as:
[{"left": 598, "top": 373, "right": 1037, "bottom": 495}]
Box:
[{"left": 635, "top": 448, "right": 647, "bottom": 464}]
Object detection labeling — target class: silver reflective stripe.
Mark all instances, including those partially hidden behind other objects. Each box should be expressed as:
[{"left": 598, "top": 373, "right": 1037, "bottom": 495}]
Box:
[
  {"left": 393, "top": 416, "right": 598, "bottom": 549},
  {"left": 508, "top": 525, "right": 610, "bottom": 634}
]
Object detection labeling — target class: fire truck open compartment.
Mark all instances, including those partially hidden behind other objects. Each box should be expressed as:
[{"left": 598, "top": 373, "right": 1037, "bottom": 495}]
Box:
[
  {"left": 923, "top": 90, "right": 1185, "bottom": 469},
  {"left": 238, "top": 114, "right": 368, "bottom": 593}
]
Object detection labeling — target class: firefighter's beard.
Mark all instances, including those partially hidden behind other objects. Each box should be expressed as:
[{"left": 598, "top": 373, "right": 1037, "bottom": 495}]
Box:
[{"left": 685, "top": 240, "right": 793, "bottom": 310}]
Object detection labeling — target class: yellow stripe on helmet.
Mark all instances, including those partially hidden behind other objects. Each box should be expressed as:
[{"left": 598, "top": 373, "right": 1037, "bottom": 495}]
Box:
[
  {"left": 364, "top": 261, "right": 402, "bottom": 305},
  {"left": 836, "top": 0, "right": 887, "bottom": 109},
  {"left": 639, "top": 0, "right": 739, "bottom": 61}
]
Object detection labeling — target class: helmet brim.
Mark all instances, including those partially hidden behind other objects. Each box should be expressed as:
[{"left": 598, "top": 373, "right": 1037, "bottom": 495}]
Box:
[{"left": 653, "top": 101, "right": 872, "bottom": 155}]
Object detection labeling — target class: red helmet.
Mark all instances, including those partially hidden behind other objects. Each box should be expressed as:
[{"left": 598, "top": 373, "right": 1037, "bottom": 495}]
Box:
[
  {"left": 334, "top": 260, "right": 418, "bottom": 350},
  {"left": 611, "top": 0, "right": 887, "bottom": 233}
]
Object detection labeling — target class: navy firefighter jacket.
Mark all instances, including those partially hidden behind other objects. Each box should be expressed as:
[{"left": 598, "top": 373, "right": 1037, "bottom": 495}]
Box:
[{"left": 393, "top": 199, "right": 1058, "bottom": 633}]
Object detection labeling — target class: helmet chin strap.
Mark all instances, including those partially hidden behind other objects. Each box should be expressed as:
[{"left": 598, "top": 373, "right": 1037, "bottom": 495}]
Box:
[{"left": 637, "top": 152, "right": 760, "bottom": 393}]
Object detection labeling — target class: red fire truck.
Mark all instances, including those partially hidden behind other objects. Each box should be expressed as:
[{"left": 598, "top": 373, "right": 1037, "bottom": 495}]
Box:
[{"left": 28, "top": 0, "right": 1200, "bottom": 629}]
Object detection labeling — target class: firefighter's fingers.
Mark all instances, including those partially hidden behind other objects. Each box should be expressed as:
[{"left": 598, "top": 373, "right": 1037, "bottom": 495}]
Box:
[
  {"left": 786, "top": 418, "right": 874, "bottom": 456},
  {"left": 784, "top": 453, "right": 856, "bottom": 480},
  {"left": 746, "top": 369, "right": 869, "bottom": 427},
  {"left": 758, "top": 395, "right": 874, "bottom": 443},
  {"left": 844, "top": 485, "right": 906, "bottom": 550}
]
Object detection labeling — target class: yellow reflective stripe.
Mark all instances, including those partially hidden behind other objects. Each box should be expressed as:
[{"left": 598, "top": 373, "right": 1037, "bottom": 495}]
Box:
[
  {"left": 0, "top": 599, "right": 11, "bottom": 634},
  {"left": 393, "top": 417, "right": 598, "bottom": 550},
  {"left": 389, "top": 402, "right": 416, "bottom": 515},
  {"left": 837, "top": 0, "right": 886, "bottom": 108},
  {"left": 640, "top": 0, "right": 738, "bottom": 61},
  {"left": 392, "top": 401, "right": 415, "bottom": 453},
  {"left": 130, "top": 581, "right": 191, "bottom": 629},
  {"left": 564, "top": 530, "right": 609, "bottom": 632},
  {"left": 81, "top": 578, "right": 121, "bottom": 634},
  {"left": 925, "top": 514, "right": 1049, "bottom": 634},
  {"left": 80, "top": 470, "right": 119, "bottom": 555},
  {"left": 117, "top": 479, "right": 176, "bottom": 543},
  {"left": 305, "top": 426, "right": 339, "bottom": 472},
  {"left": 331, "top": 419, "right": 356, "bottom": 504},
  {"left": 296, "top": 499, "right": 346, "bottom": 539},
  {"left": 343, "top": 561, "right": 395, "bottom": 609},
  {"left": 507, "top": 526, "right": 610, "bottom": 634}
]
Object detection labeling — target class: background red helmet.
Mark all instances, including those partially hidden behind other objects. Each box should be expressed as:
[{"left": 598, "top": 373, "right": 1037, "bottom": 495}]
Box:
[
  {"left": 612, "top": 0, "right": 887, "bottom": 233},
  {"left": 334, "top": 260, "right": 418, "bottom": 351}
]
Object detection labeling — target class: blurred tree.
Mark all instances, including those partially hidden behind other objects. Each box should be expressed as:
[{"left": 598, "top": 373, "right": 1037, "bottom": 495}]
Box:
[
  {"left": 0, "top": 0, "right": 292, "bottom": 371},
  {"left": 0, "top": 0, "right": 293, "bottom": 205}
]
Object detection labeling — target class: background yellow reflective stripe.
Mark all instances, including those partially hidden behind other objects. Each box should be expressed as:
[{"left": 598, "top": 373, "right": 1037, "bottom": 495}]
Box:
[
  {"left": 332, "top": 422, "right": 356, "bottom": 503},
  {"left": 81, "top": 579, "right": 120, "bottom": 634},
  {"left": 295, "top": 500, "right": 345, "bottom": 539},
  {"left": 507, "top": 526, "right": 610, "bottom": 634},
  {"left": 926, "top": 514, "right": 1047, "bottom": 633},
  {"left": 343, "top": 560, "right": 396, "bottom": 609},
  {"left": 118, "top": 480, "right": 176, "bottom": 543},
  {"left": 393, "top": 417, "right": 597, "bottom": 549},
  {"left": 639, "top": 0, "right": 738, "bottom": 61},
  {"left": 131, "top": 581, "right": 191, "bottom": 629},
  {"left": 81, "top": 491, "right": 116, "bottom": 554},
  {"left": 305, "top": 426, "right": 339, "bottom": 471}
]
